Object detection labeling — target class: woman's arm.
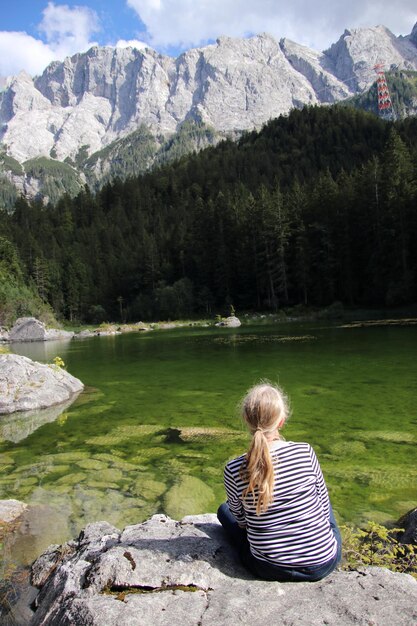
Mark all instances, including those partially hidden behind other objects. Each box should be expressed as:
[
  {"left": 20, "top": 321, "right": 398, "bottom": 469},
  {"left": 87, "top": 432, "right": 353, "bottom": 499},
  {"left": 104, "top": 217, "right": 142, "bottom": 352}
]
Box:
[
  {"left": 309, "top": 445, "right": 331, "bottom": 518},
  {"left": 224, "top": 464, "right": 246, "bottom": 526}
]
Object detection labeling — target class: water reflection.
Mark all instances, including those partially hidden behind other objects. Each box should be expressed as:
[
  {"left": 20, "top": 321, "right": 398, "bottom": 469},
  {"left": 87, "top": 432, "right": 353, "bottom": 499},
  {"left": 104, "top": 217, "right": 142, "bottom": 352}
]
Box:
[
  {"left": 0, "top": 395, "right": 80, "bottom": 443},
  {"left": 9, "top": 338, "right": 73, "bottom": 363}
]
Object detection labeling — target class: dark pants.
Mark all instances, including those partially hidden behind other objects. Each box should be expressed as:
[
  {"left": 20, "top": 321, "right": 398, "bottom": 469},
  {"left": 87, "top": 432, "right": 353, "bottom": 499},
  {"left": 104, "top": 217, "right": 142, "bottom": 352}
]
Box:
[{"left": 217, "top": 502, "right": 342, "bottom": 582}]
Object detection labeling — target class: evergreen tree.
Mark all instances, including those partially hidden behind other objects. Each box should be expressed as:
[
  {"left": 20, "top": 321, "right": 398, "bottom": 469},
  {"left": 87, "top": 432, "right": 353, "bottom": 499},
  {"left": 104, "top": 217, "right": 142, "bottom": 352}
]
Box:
[{"left": 380, "top": 129, "right": 416, "bottom": 304}]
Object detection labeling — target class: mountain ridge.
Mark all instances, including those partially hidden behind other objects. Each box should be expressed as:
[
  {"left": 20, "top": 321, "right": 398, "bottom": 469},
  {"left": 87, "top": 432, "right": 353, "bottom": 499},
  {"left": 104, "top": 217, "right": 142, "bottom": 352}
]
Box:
[{"left": 1, "top": 22, "right": 417, "bottom": 205}]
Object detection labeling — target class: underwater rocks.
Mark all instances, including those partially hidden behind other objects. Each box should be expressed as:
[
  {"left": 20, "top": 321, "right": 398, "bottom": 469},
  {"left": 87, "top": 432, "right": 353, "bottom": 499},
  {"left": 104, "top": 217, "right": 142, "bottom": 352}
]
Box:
[
  {"left": 0, "top": 353, "right": 83, "bottom": 414},
  {"left": 29, "top": 514, "right": 417, "bottom": 626},
  {"left": 0, "top": 499, "right": 27, "bottom": 524},
  {"left": 163, "top": 476, "right": 215, "bottom": 520}
]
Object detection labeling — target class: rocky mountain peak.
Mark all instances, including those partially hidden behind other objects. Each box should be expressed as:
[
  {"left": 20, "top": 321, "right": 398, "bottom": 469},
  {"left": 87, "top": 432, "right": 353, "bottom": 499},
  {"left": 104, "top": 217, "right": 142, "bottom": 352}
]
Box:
[
  {"left": 0, "top": 22, "right": 417, "bottom": 201},
  {"left": 410, "top": 22, "right": 417, "bottom": 46},
  {"left": 325, "top": 24, "right": 417, "bottom": 91}
]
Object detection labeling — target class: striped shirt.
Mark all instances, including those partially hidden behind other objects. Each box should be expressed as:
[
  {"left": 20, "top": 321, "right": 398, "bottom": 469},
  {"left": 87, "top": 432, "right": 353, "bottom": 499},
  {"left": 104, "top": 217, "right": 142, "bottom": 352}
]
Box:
[{"left": 224, "top": 441, "right": 338, "bottom": 567}]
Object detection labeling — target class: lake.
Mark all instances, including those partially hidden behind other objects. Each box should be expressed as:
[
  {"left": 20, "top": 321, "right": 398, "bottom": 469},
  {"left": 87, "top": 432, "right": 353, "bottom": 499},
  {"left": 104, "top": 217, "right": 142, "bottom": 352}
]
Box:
[{"left": 1, "top": 321, "right": 416, "bottom": 563}]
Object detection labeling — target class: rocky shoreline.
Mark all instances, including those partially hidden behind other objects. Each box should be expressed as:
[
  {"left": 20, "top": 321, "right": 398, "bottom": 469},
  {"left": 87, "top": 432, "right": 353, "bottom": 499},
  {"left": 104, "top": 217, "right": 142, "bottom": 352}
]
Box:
[
  {"left": 1, "top": 502, "right": 416, "bottom": 625},
  {"left": 0, "top": 317, "right": 213, "bottom": 344},
  {"left": 2, "top": 311, "right": 417, "bottom": 346},
  {"left": 2, "top": 512, "right": 415, "bottom": 626}
]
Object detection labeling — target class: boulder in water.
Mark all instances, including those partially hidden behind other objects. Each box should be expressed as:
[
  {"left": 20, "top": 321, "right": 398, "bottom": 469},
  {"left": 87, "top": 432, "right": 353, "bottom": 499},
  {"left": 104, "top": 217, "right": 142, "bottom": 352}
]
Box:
[
  {"left": 0, "top": 353, "right": 83, "bottom": 414},
  {"left": 9, "top": 317, "right": 74, "bottom": 342}
]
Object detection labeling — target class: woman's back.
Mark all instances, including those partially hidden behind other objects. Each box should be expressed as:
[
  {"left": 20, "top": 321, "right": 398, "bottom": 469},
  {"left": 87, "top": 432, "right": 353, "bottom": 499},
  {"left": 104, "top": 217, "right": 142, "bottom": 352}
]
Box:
[
  {"left": 224, "top": 441, "right": 338, "bottom": 567},
  {"left": 218, "top": 382, "right": 341, "bottom": 581}
]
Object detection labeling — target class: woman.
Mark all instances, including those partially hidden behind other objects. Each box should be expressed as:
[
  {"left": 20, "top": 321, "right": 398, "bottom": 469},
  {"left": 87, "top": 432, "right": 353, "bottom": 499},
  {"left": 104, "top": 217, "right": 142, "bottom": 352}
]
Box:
[{"left": 217, "top": 382, "right": 342, "bottom": 581}]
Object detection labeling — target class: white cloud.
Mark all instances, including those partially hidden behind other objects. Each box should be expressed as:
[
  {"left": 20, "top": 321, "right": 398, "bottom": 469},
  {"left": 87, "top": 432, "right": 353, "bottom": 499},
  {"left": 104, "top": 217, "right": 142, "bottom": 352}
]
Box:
[
  {"left": 0, "top": 31, "right": 54, "bottom": 78},
  {"left": 39, "top": 2, "right": 100, "bottom": 57},
  {"left": 115, "top": 38, "right": 148, "bottom": 50},
  {"left": 126, "top": 0, "right": 417, "bottom": 52},
  {"left": 0, "top": 2, "right": 100, "bottom": 79}
]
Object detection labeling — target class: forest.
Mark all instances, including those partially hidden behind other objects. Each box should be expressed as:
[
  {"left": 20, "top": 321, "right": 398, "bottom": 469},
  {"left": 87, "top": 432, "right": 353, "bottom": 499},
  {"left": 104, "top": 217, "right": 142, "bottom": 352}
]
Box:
[{"left": 0, "top": 105, "right": 416, "bottom": 325}]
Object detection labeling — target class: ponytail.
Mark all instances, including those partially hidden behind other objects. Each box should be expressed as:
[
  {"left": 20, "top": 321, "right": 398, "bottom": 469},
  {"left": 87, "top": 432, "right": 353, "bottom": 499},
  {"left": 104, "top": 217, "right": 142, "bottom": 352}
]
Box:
[
  {"left": 241, "top": 430, "right": 275, "bottom": 514},
  {"left": 239, "top": 382, "right": 289, "bottom": 515}
]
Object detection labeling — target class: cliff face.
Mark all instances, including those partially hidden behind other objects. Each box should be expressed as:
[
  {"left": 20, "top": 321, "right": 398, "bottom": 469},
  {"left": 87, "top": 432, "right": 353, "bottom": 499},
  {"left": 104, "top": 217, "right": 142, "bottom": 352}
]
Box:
[
  {"left": 28, "top": 514, "right": 417, "bottom": 626},
  {"left": 1, "top": 24, "right": 417, "bottom": 164},
  {"left": 325, "top": 25, "right": 417, "bottom": 90},
  {"left": 0, "top": 23, "right": 417, "bottom": 202}
]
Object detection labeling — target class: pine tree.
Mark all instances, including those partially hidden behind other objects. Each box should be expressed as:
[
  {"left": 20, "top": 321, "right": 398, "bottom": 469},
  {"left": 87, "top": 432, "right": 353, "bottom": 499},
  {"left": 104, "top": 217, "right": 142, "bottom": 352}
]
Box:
[{"left": 380, "top": 128, "right": 416, "bottom": 304}]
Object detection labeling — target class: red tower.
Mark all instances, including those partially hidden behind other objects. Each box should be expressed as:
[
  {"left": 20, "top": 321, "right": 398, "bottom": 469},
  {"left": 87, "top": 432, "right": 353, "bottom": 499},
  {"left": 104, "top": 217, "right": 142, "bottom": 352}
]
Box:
[{"left": 373, "top": 64, "right": 396, "bottom": 121}]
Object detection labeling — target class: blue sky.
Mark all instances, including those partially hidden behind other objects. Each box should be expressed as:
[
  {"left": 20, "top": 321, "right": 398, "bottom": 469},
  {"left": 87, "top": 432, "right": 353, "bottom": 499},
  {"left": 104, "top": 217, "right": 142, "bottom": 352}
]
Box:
[
  {"left": 1, "top": 1, "right": 416, "bottom": 79},
  {"left": 2, "top": 1, "right": 148, "bottom": 50}
]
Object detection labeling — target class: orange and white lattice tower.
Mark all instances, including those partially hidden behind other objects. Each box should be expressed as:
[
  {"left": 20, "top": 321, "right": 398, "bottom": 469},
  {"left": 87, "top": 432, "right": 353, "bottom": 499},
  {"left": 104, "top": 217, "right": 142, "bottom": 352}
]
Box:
[{"left": 373, "top": 64, "right": 396, "bottom": 121}]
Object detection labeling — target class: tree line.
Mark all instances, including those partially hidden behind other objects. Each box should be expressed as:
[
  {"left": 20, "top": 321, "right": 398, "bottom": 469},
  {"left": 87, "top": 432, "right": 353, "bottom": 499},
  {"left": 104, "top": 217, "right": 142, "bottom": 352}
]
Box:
[{"left": 0, "top": 105, "right": 416, "bottom": 324}]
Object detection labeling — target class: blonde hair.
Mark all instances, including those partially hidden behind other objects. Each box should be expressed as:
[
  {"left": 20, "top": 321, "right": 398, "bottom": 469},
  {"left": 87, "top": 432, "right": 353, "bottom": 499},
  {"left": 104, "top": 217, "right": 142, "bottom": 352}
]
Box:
[{"left": 240, "top": 383, "right": 289, "bottom": 515}]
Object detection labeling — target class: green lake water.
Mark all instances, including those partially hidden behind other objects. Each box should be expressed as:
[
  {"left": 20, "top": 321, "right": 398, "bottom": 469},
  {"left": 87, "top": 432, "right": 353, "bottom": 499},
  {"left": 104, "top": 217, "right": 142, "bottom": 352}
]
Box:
[{"left": 1, "top": 321, "right": 416, "bottom": 562}]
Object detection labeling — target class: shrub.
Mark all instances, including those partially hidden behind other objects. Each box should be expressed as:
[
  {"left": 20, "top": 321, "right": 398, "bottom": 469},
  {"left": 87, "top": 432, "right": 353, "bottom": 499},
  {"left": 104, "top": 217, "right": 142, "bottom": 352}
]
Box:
[{"left": 341, "top": 522, "right": 416, "bottom": 578}]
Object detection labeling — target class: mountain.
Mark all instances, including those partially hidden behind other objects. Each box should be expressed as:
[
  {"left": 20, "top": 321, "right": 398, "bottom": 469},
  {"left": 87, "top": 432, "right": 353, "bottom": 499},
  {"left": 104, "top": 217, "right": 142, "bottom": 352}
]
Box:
[
  {"left": 1, "top": 22, "right": 417, "bottom": 205},
  {"left": 343, "top": 69, "right": 417, "bottom": 118}
]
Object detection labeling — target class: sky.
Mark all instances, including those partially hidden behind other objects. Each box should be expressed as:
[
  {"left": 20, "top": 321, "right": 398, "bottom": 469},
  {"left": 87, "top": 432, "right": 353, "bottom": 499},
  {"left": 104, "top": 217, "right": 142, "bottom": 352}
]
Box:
[{"left": 1, "top": 0, "right": 416, "bottom": 79}]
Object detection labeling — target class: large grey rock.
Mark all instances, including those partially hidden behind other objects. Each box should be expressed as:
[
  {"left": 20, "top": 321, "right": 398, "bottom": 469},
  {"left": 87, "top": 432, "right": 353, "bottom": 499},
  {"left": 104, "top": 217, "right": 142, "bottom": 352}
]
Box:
[
  {"left": 9, "top": 317, "right": 47, "bottom": 342},
  {"left": 29, "top": 514, "right": 417, "bottom": 626},
  {"left": 0, "top": 353, "right": 83, "bottom": 414},
  {"left": 9, "top": 317, "right": 74, "bottom": 342}
]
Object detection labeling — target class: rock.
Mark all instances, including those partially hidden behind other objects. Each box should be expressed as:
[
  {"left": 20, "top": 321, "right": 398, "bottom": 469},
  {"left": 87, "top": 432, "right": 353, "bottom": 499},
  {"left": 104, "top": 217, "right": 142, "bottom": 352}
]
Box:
[
  {"left": 325, "top": 25, "right": 417, "bottom": 91},
  {"left": 134, "top": 322, "right": 150, "bottom": 331},
  {"left": 1, "top": 503, "right": 72, "bottom": 569},
  {"left": 0, "top": 353, "right": 83, "bottom": 414},
  {"left": 74, "top": 329, "right": 97, "bottom": 339},
  {"left": 0, "top": 502, "right": 72, "bottom": 626},
  {"left": 279, "top": 38, "right": 351, "bottom": 103},
  {"left": 29, "top": 514, "right": 417, "bottom": 626},
  {"left": 169, "top": 426, "right": 246, "bottom": 443},
  {"left": 410, "top": 22, "right": 417, "bottom": 47},
  {"left": 8, "top": 317, "right": 74, "bottom": 342},
  {"left": 0, "top": 499, "right": 28, "bottom": 524},
  {"left": 163, "top": 476, "right": 215, "bottom": 520},
  {"left": 44, "top": 328, "right": 74, "bottom": 341},
  {"left": 398, "top": 507, "right": 417, "bottom": 545},
  {"left": 215, "top": 316, "right": 241, "bottom": 327},
  {"left": 9, "top": 317, "right": 47, "bottom": 342}
]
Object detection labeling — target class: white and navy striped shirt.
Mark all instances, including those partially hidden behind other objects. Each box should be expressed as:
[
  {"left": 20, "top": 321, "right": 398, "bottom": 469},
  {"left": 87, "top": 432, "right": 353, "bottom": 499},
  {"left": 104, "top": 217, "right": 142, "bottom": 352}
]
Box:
[{"left": 224, "top": 441, "right": 337, "bottom": 567}]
